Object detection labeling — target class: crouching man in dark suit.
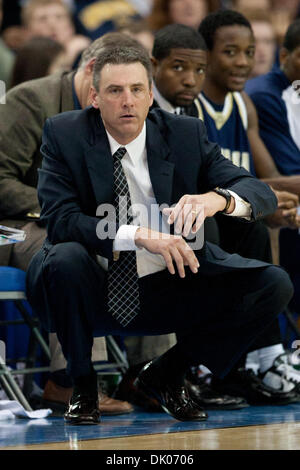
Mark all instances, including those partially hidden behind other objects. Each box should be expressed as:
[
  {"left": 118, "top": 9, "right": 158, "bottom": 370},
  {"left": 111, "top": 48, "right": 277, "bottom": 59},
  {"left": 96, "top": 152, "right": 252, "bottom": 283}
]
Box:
[{"left": 27, "top": 43, "right": 293, "bottom": 424}]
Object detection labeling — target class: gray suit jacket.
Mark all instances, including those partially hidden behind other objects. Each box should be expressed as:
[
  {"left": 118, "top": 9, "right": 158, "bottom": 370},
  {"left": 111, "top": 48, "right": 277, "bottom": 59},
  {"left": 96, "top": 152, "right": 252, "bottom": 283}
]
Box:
[{"left": 0, "top": 71, "right": 75, "bottom": 264}]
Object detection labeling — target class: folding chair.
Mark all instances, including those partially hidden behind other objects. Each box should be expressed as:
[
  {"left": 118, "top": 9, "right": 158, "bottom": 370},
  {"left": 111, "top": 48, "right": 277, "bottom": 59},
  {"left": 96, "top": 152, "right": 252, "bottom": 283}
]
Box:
[
  {"left": 0, "top": 266, "right": 51, "bottom": 411},
  {"left": 0, "top": 267, "right": 129, "bottom": 409}
]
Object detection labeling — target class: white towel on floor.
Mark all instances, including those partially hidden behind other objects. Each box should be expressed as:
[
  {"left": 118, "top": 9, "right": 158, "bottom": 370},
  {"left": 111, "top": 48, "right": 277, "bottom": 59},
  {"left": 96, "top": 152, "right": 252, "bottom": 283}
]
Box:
[{"left": 0, "top": 400, "right": 52, "bottom": 420}]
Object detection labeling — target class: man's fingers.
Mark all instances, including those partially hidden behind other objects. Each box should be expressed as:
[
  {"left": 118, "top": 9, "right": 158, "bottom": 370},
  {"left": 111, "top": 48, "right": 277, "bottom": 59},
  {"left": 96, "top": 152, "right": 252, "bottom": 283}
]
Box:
[
  {"left": 165, "top": 203, "right": 205, "bottom": 237},
  {"left": 162, "top": 250, "right": 176, "bottom": 275},
  {"left": 192, "top": 207, "right": 205, "bottom": 233},
  {"left": 160, "top": 238, "right": 199, "bottom": 277},
  {"left": 175, "top": 210, "right": 185, "bottom": 235},
  {"left": 282, "top": 207, "right": 297, "bottom": 217},
  {"left": 182, "top": 208, "right": 199, "bottom": 237},
  {"left": 169, "top": 246, "right": 186, "bottom": 278},
  {"left": 162, "top": 207, "right": 173, "bottom": 217},
  {"left": 165, "top": 199, "right": 185, "bottom": 225},
  {"left": 179, "top": 243, "right": 199, "bottom": 274},
  {"left": 278, "top": 200, "right": 297, "bottom": 210}
]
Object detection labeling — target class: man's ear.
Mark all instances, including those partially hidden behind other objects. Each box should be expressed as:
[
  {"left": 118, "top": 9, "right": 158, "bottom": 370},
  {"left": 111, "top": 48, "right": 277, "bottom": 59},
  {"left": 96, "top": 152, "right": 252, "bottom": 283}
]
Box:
[
  {"left": 84, "top": 57, "right": 96, "bottom": 76},
  {"left": 90, "top": 85, "right": 99, "bottom": 109}
]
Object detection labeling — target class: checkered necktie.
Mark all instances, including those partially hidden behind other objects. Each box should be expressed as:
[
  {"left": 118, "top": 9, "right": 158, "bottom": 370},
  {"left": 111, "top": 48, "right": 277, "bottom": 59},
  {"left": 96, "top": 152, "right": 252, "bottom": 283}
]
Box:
[{"left": 107, "top": 147, "right": 140, "bottom": 327}]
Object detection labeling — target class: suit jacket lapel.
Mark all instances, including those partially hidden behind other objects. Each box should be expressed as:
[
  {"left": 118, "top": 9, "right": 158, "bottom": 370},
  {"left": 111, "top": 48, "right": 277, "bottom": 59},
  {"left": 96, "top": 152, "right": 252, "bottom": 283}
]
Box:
[
  {"left": 146, "top": 119, "right": 174, "bottom": 208},
  {"left": 84, "top": 111, "right": 114, "bottom": 205},
  {"left": 84, "top": 112, "right": 174, "bottom": 208}
]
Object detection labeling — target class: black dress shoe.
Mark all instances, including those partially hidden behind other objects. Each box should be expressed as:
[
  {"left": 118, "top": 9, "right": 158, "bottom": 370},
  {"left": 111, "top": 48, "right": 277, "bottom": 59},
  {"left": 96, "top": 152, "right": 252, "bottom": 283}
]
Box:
[
  {"left": 134, "top": 361, "right": 208, "bottom": 422},
  {"left": 212, "top": 368, "right": 300, "bottom": 406},
  {"left": 64, "top": 391, "right": 101, "bottom": 425},
  {"left": 185, "top": 379, "right": 249, "bottom": 410}
]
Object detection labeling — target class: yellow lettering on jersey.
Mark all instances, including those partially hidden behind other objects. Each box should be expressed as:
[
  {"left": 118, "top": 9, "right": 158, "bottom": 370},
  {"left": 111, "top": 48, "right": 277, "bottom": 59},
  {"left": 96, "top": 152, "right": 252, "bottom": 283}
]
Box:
[
  {"left": 221, "top": 148, "right": 250, "bottom": 171},
  {"left": 241, "top": 152, "right": 250, "bottom": 172}
]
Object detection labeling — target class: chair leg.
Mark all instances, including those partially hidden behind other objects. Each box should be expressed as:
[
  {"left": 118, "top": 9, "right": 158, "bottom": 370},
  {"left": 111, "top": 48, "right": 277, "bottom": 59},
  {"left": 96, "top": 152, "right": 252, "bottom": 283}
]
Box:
[
  {"left": 106, "top": 335, "right": 129, "bottom": 374},
  {"left": 0, "top": 373, "right": 19, "bottom": 401},
  {"left": 14, "top": 300, "right": 51, "bottom": 360},
  {"left": 22, "top": 331, "right": 38, "bottom": 398},
  {"left": 0, "top": 361, "right": 32, "bottom": 411}
]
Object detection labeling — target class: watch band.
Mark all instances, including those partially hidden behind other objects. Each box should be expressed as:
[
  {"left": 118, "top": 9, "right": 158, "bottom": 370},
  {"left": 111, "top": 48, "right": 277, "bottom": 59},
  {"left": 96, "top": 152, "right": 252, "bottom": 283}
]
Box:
[{"left": 212, "top": 188, "right": 232, "bottom": 213}]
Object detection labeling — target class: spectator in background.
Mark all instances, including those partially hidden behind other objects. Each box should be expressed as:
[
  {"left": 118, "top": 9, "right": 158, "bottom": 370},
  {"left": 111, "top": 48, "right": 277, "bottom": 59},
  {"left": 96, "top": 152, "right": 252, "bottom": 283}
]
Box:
[
  {"left": 231, "top": 0, "right": 300, "bottom": 45},
  {"left": 21, "top": 0, "right": 90, "bottom": 68},
  {"left": 147, "top": 0, "right": 220, "bottom": 32},
  {"left": 270, "top": 0, "right": 300, "bottom": 44},
  {"left": 0, "top": 0, "right": 15, "bottom": 86},
  {"left": 241, "top": 10, "right": 276, "bottom": 78},
  {"left": 230, "top": 0, "right": 271, "bottom": 11},
  {"left": 72, "top": 0, "right": 149, "bottom": 40},
  {"left": 118, "top": 21, "right": 154, "bottom": 55},
  {"left": 10, "top": 36, "right": 68, "bottom": 88},
  {"left": 246, "top": 19, "right": 300, "bottom": 316}
]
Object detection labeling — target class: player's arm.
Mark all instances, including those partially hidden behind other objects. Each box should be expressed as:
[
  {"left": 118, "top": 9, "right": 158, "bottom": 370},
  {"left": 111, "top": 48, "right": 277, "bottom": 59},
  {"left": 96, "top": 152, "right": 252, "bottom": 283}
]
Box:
[
  {"left": 243, "top": 91, "right": 300, "bottom": 197},
  {"left": 243, "top": 91, "right": 281, "bottom": 178}
]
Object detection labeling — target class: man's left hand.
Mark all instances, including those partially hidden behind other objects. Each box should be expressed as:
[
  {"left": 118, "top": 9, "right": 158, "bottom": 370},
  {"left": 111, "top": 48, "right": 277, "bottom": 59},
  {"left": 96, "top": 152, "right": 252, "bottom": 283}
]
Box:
[{"left": 162, "top": 192, "right": 234, "bottom": 237}]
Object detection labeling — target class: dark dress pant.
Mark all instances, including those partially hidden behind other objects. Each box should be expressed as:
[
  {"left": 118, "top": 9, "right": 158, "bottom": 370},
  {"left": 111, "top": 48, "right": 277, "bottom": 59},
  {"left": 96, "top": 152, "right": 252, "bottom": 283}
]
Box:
[
  {"left": 214, "top": 215, "right": 282, "bottom": 350},
  {"left": 28, "top": 241, "right": 293, "bottom": 379}
]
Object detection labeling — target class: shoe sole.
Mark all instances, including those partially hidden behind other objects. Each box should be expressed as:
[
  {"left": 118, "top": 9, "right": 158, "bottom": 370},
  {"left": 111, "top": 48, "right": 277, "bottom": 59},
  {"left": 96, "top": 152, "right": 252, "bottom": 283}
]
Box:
[
  {"left": 42, "top": 399, "right": 133, "bottom": 416},
  {"left": 215, "top": 386, "right": 300, "bottom": 406},
  {"left": 64, "top": 416, "right": 101, "bottom": 425},
  {"left": 202, "top": 402, "right": 249, "bottom": 410}
]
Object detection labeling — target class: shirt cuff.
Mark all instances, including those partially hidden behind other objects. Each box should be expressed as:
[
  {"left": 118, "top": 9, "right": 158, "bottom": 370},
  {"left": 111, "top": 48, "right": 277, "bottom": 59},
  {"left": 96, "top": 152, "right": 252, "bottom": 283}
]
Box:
[
  {"left": 225, "top": 190, "right": 252, "bottom": 220},
  {"left": 113, "top": 225, "right": 140, "bottom": 251}
]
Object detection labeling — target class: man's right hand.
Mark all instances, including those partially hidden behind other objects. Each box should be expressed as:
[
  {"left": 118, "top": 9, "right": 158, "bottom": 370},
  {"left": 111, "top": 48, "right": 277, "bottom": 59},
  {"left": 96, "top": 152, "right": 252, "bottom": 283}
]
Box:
[{"left": 134, "top": 227, "right": 199, "bottom": 278}]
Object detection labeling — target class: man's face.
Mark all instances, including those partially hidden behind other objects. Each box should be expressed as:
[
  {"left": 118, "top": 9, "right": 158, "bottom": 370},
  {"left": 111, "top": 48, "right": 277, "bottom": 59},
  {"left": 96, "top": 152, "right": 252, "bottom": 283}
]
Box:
[
  {"left": 168, "top": 0, "right": 208, "bottom": 30},
  {"left": 28, "top": 4, "right": 74, "bottom": 44},
  {"left": 251, "top": 21, "right": 276, "bottom": 77},
  {"left": 152, "top": 48, "right": 207, "bottom": 107},
  {"left": 91, "top": 62, "right": 153, "bottom": 145},
  {"left": 281, "top": 45, "right": 300, "bottom": 83},
  {"left": 206, "top": 25, "right": 255, "bottom": 93}
]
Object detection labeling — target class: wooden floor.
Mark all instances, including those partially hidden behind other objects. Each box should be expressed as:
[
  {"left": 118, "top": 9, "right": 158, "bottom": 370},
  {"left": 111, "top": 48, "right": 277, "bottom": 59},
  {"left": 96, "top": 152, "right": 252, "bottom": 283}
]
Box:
[{"left": 4, "top": 422, "right": 300, "bottom": 450}]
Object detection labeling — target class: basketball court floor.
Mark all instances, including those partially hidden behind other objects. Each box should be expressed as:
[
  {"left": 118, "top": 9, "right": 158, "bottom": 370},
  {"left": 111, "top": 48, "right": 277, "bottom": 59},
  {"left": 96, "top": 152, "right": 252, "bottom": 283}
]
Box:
[{"left": 2, "top": 404, "right": 300, "bottom": 450}]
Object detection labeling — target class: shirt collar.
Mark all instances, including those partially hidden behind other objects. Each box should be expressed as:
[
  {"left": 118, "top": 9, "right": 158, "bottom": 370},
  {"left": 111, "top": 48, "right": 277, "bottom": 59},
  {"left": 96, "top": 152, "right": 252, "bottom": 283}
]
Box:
[{"left": 105, "top": 122, "right": 146, "bottom": 164}]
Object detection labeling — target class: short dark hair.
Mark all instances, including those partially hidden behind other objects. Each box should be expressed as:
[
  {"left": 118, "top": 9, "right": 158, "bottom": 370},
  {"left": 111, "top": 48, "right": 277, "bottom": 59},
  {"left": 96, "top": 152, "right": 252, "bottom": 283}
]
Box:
[
  {"left": 199, "top": 9, "right": 252, "bottom": 51},
  {"left": 283, "top": 19, "right": 300, "bottom": 52},
  {"left": 92, "top": 45, "right": 153, "bottom": 91},
  {"left": 152, "top": 24, "right": 207, "bottom": 60},
  {"left": 79, "top": 32, "right": 146, "bottom": 68}
]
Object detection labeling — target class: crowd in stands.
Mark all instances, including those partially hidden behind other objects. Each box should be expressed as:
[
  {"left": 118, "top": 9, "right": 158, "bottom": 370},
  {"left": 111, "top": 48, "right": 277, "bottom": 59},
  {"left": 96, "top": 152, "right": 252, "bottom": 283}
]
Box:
[
  {"left": 1, "top": 0, "right": 300, "bottom": 421},
  {"left": 1, "top": 0, "right": 300, "bottom": 87}
]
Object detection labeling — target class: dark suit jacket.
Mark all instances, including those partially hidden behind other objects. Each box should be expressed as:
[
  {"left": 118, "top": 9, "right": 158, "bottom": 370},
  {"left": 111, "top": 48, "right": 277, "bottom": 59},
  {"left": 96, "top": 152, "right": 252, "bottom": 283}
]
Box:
[{"left": 27, "top": 106, "right": 277, "bottom": 331}]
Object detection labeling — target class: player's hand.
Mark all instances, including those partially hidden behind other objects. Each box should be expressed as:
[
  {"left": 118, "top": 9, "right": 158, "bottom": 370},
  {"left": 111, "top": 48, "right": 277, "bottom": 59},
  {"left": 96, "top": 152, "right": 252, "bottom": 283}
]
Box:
[
  {"left": 272, "top": 189, "right": 299, "bottom": 210},
  {"left": 265, "top": 207, "right": 300, "bottom": 229}
]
